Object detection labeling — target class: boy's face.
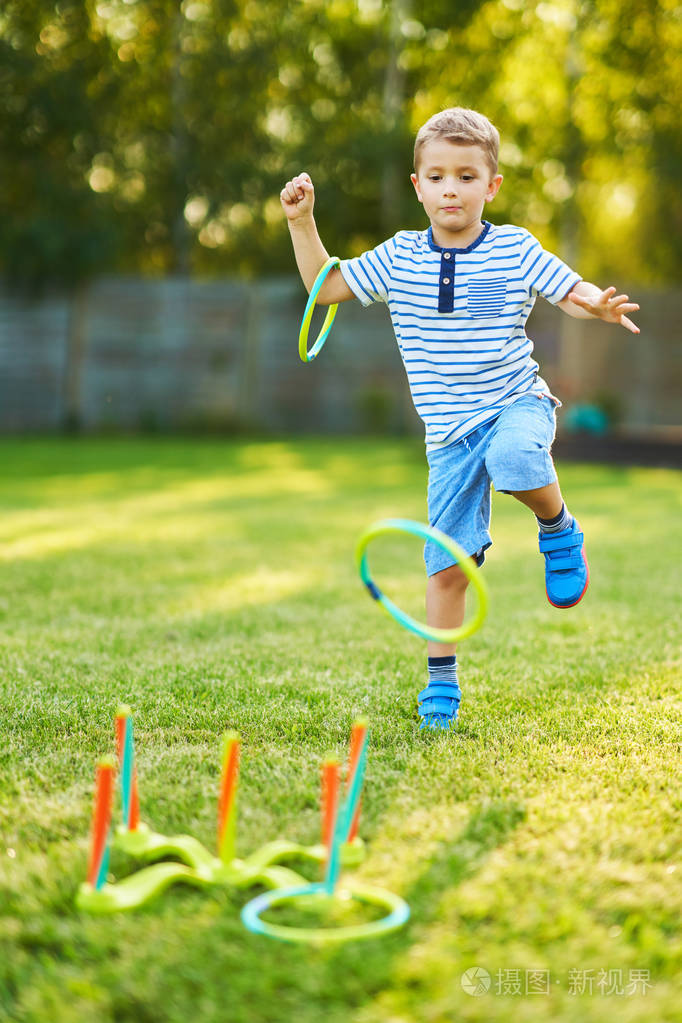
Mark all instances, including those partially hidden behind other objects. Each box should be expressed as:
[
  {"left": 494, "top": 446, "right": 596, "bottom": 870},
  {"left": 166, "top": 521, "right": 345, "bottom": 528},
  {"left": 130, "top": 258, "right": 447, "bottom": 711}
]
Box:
[{"left": 411, "top": 139, "right": 503, "bottom": 247}]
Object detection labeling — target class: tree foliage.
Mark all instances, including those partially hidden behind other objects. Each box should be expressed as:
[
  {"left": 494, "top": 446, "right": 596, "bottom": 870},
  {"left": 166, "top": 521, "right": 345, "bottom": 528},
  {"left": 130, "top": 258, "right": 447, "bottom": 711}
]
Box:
[{"left": 0, "top": 0, "right": 678, "bottom": 287}]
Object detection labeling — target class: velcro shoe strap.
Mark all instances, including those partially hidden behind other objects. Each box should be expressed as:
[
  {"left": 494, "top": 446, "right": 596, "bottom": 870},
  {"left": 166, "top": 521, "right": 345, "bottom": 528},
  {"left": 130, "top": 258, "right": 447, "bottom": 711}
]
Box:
[
  {"left": 547, "top": 553, "right": 583, "bottom": 570},
  {"left": 539, "top": 530, "right": 583, "bottom": 553},
  {"left": 418, "top": 682, "right": 461, "bottom": 704},
  {"left": 419, "top": 696, "right": 457, "bottom": 717}
]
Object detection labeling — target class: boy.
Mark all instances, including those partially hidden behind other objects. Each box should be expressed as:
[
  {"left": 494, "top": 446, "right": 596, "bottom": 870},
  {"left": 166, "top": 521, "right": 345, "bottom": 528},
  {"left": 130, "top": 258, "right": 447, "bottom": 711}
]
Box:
[{"left": 280, "top": 107, "right": 640, "bottom": 731}]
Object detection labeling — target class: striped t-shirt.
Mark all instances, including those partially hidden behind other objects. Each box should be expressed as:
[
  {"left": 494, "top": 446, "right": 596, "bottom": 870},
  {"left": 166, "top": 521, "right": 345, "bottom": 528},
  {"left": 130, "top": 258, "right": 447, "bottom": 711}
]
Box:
[{"left": 339, "top": 222, "right": 581, "bottom": 449}]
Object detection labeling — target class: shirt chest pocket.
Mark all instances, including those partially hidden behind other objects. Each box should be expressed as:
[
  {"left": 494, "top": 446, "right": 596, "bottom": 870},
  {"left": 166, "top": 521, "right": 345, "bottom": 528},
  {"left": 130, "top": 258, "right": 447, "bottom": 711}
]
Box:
[{"left": 467, "top": 277, "right": 507, "bottom": 319}]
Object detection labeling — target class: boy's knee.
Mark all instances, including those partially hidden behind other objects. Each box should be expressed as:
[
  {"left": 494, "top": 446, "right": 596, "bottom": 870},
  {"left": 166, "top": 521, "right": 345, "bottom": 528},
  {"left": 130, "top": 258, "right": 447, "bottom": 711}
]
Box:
[
  {"left": 430, "top": 563, "right": 470, "bottom": 592},
  {"left": 486, "top": 432, "right": 526, "bottom": 476},
  {"left": 485, "top": 432, "right": 551, "bottom": 493}
]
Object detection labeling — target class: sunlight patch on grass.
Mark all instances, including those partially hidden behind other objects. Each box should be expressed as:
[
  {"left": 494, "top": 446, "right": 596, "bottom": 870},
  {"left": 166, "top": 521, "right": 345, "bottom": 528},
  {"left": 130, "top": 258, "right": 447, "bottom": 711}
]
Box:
[
  {"left": 356, "top": 804, "right": 471, "bottom": 892},
  {"left": 0, "top": 468, "right": 334, "bottom": 561},
  {"left": 165, "top": 566, "right": 322, "bottom": 617}
]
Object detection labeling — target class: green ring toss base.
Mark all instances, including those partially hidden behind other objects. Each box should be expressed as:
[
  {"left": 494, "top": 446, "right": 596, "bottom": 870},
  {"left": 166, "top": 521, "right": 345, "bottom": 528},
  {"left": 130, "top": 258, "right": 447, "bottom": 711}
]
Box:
[
  {"left": 298, "top": 256, "right": 340, "bottom": 362},
  {"left": 356, "top": 518, "right": 488, "bottom": 643},
  {"left": 241, "top": 880, "right": 410, "bottom": 944},
  {"left": 76, "top": 824, "right": 366, "bottom": 914}
]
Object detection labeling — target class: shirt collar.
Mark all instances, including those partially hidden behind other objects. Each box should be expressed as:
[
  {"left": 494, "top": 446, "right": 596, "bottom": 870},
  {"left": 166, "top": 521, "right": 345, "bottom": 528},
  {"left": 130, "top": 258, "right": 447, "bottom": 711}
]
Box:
[{"left": 427, "top": 221, "right": 492, "bottom": 254}]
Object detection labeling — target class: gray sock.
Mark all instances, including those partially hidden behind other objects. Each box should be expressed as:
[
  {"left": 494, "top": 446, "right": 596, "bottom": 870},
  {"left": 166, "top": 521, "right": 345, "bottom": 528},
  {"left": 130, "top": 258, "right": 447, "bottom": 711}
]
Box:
[
  {"left": 427, "top": 654, "right": 458, "bottom": 686},
  {"left": 536, "top": 502, "right": 573, "bottom": 533}
]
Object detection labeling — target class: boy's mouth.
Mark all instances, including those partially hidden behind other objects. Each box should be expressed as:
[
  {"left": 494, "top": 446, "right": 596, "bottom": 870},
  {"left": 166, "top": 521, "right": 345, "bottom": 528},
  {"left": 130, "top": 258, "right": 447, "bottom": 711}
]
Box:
[{"left": 442, "top": 206, "right": 462, "bottom": 212}]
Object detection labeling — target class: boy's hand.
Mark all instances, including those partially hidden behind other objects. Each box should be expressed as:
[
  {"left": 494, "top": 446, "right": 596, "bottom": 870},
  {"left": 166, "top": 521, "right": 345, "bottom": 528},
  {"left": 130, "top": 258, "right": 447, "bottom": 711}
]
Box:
[
  {"left": 280, "top": 172, "right": 315, "bottom": 222},
  {"left": 567, "top": 286, "right": 640, "bottom": 334}
]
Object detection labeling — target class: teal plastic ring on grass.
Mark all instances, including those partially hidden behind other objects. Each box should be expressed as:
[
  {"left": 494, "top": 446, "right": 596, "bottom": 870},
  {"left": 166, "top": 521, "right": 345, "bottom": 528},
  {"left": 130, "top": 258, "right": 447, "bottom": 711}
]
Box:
[
  {"left": 241, "top": 880, "right": 410, "bottom": 944},
  {"left": 298, "top": 256, "right": 340, "bottom": 362},
  {"left": 355, "top": 518, "right": 488, "bottom": 643}
]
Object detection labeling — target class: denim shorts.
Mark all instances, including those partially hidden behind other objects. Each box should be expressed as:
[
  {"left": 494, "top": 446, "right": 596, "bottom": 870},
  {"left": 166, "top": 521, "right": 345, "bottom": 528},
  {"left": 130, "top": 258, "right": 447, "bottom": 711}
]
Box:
[{"left": 424, "top": 393, "right": 559, "bottom": 576}]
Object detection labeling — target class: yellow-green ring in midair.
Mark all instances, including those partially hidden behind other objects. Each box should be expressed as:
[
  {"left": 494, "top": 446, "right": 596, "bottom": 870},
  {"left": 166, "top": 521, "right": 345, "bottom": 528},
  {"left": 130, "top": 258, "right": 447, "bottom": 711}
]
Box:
[{"left": 355, "top": 518, "right": 488, "bottom": 644}]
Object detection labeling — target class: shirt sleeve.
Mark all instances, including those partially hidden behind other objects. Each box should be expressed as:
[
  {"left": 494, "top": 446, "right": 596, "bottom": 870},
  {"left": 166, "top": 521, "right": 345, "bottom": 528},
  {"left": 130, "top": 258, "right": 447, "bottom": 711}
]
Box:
[
  {"left": 339, "top": 236, "right": 397, "bottom": 307},
  {"left": 518, "top": 230, "right": 581, "bottom": 305}
]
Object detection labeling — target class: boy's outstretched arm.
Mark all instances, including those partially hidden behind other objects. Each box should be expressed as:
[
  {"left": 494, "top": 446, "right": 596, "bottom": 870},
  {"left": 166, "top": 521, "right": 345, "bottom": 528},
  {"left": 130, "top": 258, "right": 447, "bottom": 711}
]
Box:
[
  {"left": 557, "top": 281, "right": 640, "bottom": 334},
  {"left": 280, "top": 172, "right": 355, "bottom": 306}
]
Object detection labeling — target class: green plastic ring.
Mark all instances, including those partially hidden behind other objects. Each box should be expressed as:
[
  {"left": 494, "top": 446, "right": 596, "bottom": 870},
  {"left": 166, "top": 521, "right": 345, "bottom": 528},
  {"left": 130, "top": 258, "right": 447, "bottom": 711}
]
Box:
[
  {"left": 298, "top": 256, "right": 340, "bottom": 362},
  {"left": 355, "top": 518, "right": 488, "bottom": 644},
  {"left": 241, "top": 880, "right": 410, "bottom": 944}
]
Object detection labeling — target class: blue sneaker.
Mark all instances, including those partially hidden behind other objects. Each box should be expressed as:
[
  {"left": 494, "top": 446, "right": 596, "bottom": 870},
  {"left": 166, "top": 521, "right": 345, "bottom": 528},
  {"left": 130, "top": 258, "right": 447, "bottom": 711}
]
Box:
[
  {"left": 539, "top": 519, "right": 589, "bottom": 608},
  {"left": 417, "top": 680, "right": 461, "bottom": 730}
]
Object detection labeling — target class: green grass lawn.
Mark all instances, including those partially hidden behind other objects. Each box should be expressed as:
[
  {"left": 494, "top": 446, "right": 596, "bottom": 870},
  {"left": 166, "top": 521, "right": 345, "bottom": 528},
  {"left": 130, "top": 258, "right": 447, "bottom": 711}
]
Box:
[{"left": 0, "top": 436, "right": 680, "bottom": 1023}]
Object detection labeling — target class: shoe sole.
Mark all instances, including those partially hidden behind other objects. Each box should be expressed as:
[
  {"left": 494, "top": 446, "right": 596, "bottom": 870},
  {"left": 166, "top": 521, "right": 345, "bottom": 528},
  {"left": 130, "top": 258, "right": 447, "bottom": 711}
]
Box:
[
  {"left": 419, "top": 719, "right": 457, "bottom": 730},
  {"left": 546, "top": 548, "right": 590, "bottom": 608}
]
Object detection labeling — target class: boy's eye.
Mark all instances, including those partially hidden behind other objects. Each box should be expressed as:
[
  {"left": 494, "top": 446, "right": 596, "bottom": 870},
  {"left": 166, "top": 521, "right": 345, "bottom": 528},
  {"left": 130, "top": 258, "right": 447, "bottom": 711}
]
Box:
[
  {"left": 428, "top": 175, "right": 441, "bottom": 181},
  {"left": 461, "top": 175, "right": 474, "bottom": 181}
]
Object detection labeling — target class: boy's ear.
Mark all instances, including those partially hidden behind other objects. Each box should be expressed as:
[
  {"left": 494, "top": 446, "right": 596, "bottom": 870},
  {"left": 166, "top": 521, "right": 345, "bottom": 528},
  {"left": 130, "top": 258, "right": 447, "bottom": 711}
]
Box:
[
  {"left": 485, "top": 174, "right": 503, "bottom": 202},
  {"left": 410, "top": 172, "right": 423, "bottom": 203}
]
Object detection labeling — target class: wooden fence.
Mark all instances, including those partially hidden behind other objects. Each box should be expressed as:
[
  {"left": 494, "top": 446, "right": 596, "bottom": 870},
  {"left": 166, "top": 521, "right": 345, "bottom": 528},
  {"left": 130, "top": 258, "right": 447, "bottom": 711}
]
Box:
[{"left": 0, "top": 276, "right": 679, "bottom": 436}]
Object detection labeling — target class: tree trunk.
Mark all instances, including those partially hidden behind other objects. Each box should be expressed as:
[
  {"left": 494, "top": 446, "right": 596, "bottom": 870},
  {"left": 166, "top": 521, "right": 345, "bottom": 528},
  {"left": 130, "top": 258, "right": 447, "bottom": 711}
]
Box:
[
  {"left": 381, "top": 0, "right": 411, "bottom": 236},
  {"left": 170, "top": 10, "right": 190, "bottom": 276}
]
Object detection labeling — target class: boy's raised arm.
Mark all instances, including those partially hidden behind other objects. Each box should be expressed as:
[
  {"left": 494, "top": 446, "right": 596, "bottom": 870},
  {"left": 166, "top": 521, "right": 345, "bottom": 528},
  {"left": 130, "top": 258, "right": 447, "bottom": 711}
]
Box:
[
  {"left": 558, "top": 281, "right": 640, "bottom": 335},
  {"left": 280, "top": 172, "right": 355, "bottom": 307}
]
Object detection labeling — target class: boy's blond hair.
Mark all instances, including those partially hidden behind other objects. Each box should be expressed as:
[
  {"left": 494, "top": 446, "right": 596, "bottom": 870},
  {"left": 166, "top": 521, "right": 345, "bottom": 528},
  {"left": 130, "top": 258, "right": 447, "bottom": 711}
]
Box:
[{"left": 414, "top": 107, "right": 500, "bottom": 177}]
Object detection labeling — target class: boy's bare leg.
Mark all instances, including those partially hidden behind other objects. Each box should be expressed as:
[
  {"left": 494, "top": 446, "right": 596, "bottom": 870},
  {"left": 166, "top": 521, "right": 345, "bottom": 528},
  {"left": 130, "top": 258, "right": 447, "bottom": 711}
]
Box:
[
  {"left": 508, "top": 480, "right": 563, "bottom": 518},
  {"left": 425, "top": 562, "right": 471, "bottom": 658},
  {"left": 421, "top": 562, "right": 471, "bottom": 728}
]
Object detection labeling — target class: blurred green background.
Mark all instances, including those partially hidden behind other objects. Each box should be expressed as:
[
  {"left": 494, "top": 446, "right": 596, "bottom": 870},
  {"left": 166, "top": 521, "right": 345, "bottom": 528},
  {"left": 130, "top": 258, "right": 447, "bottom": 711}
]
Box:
[
  {"left": 1, "top": 0, "right": 680, "bottom": 444},
  {"left": 2, "top": 0, "right": 680, "bottom": 287}
]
